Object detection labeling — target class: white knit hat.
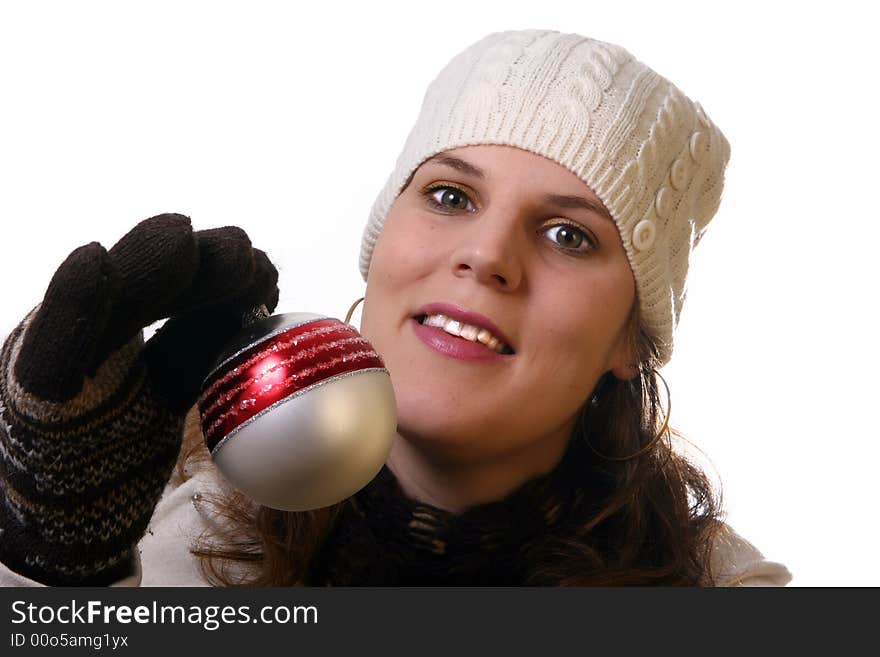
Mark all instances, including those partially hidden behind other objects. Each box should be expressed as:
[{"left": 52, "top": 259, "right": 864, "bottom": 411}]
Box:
[{"left": 359, "top": 29, "right": 730, "bottom": 366}]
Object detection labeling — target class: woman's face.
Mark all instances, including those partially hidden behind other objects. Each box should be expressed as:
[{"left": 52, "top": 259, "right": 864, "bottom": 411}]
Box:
[{"left": 360, "top": 145, "right": 637, "bottom": 464}]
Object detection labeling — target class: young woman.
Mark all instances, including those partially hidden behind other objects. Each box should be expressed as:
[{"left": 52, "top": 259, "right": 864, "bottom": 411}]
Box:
[{"left": 0, "top": 29, "right": 791, "bottom": 586}]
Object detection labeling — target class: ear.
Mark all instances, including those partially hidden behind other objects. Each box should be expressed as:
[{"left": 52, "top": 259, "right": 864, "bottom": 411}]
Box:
[
  {"left": 607, "top": 317, "right": 640, "bottom": 382},
  {"left": 610, "top": 360, "right": 639, "bottom": 381}
]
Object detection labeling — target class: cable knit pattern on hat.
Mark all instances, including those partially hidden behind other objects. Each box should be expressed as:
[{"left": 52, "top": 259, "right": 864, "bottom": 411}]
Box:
[{"left": 359, "top": 29, "right": 730, "bottom": 365}]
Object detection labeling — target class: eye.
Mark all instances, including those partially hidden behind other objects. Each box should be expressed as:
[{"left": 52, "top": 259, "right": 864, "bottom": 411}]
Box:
[
  {"left": 543, "top": 223, "right": 597, "bottom": 254},
  {"left": 423, "top": 184, "right": 475, "bottom": 212}
]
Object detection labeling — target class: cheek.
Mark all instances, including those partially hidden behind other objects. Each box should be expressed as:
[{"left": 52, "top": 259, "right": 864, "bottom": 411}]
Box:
[
  {"left": 369, "top": 209, "right": 439, "bottom": 283},
  {"left": 524, "top": 271, "right": 635, "bottom": 383},
  {"left": 360, "top": 208, "right": 435, "bottom": 346},
  {"left": 525, "top": 328, "right": 604, "bottom": 406}
]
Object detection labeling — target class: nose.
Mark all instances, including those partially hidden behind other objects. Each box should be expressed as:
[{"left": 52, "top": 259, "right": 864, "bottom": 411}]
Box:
[{"left": 448, "top": 210, "right": 524, "bottom": 290}]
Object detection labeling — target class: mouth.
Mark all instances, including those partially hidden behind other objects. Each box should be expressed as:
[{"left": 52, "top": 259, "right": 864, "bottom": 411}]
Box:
[{"left": 412, "top": 313, "right": 515, "bottom": 356}]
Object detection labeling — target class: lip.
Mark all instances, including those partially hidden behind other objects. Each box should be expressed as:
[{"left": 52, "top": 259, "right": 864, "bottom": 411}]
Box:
[
  {"left": 411, "top": 302, "right": 516, "bottom": 353},
  {"left": 411, "top": 318, "right": 513, "bottom": 362}
]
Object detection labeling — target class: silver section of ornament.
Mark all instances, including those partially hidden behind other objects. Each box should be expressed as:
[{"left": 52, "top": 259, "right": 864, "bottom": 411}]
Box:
[
  {"left": 204, "top": 312, "right": 332, "bottom": 385},
  {"left": 210, "top": 368, "right": 397, "bottom": 511}
]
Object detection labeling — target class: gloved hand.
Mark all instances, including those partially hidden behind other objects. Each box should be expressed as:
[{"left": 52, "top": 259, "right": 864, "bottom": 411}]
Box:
[{"left": 0, "top": 213, "right": 279, "bottom": 585}]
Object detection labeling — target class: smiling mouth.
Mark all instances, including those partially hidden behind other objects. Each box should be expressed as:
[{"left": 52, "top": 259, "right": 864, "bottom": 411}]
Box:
[{"left": 414, "top": 314, "right": 515, "bottom": 355}]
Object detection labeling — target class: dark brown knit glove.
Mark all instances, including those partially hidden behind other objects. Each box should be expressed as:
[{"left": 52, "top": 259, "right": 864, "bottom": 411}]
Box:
[{"left": 0, "top": 213, "right": 279, "bottom": 585}]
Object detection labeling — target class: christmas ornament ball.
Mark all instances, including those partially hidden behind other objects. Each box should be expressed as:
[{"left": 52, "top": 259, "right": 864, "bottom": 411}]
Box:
[{"left": 197, "top": 312, "right": 397, "bottom": 511}]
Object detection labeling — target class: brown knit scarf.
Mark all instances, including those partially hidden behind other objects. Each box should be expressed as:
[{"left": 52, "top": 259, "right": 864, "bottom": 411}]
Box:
[{"left": 307, "top": 435, "right": 594, "bottom": 586}]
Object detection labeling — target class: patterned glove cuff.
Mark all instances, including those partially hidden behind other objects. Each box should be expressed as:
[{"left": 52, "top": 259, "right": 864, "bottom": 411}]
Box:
[{"left": 0, "top": 313, "right": 183, "bottom": 585}]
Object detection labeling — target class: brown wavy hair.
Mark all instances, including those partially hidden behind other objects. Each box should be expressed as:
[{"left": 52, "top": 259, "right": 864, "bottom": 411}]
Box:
[{"left": 176, "top": 302, "right": 725, "bottom": 586}]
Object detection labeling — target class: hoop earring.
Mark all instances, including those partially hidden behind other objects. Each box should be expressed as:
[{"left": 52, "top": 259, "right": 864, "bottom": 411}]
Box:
[
  {"left": 586, "top": 367, "right": 671, "bottom": 462},
  {"left": 344, "top": 296, "right": 366, "bottom": 325}
]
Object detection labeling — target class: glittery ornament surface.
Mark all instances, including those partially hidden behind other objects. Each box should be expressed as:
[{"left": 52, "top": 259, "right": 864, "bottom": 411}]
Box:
[{"left": 198, "top": 319, "right": 385, "bottom": 451}]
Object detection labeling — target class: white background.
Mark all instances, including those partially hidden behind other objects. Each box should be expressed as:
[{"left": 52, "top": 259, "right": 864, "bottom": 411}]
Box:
[{"left": 1, "top": 0, "right": 876, "bottom": 586}]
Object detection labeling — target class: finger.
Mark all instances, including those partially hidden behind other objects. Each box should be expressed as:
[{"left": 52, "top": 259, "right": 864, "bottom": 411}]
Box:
[
  {"left": 106, "top": 213, "right": 199, "bottom": 326},
  {"left": 14, "top": 242, "right": 123, "bottom": 401},
  {"left": 91, "top": 213, "right": 200, "bottom": 365},
  {"left": 142, "top": 249, "right": 280, "bottom": 413},
  {"left": 219, "top": 248, "right": 280, "bottom": 315},
  {"left": 164, "top": 225, "right": 258, "bottom": 315}
]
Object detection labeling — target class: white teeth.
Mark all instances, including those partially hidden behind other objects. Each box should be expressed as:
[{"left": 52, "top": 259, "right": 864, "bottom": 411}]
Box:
[
  {"left": 445, "top": 319, "right": 464, "bottom": 335},
  {"left": 419, "top": 314, "right": 510, "bottom": 354}
]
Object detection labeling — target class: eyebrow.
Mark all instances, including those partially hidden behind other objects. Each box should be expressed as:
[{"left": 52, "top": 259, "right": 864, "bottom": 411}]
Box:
[
  {"left": 426, "top": 155, "right": 486, "bottom": 179},
  {"left": 543, "top": 193, "right": 615, "bottom": 223},
  {"left": 424, "top": 154, "right": 615, "bottom": 223}
]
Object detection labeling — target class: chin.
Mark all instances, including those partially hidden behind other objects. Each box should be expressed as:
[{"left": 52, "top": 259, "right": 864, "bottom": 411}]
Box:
[
  {"left": 396, "top": 424, "right": 496, "bottom": 464},
  {"left": 396, "top": 401, "right": 510, "bottom": 460}
]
